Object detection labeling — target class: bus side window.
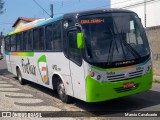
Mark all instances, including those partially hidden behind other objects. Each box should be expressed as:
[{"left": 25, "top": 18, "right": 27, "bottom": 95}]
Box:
[
  {"left": 17, "top": 33, "right": 23, "bottom": 51},
  {"left": 5, "top": 37, "right": 10, "bottom": 52},
  {"left": 16, "top": 34, "right": 20, "bottom": 51},
  {"left": 23, "top": 31, "right": 27, "bottom": 51},
  {"left": 24, "top": 31, "right": 33, "bottom": 51},
  {"left": 68, "top": 31, "right": 82, "bottom": 66},
  {"left": 10, "top": 35, "right": 16, "bottom": 52},
  {"left": 33, "top": 29, "right": 39, "bottom": 50},
  {"left": 39, "top": 27, "right": 45, "bottom": 50},
  {"left": 45, "top": 24, "right": 53, "bottom": 50},
  {"left": 53, "top": 21, "right": 61, "bottom": 51}
]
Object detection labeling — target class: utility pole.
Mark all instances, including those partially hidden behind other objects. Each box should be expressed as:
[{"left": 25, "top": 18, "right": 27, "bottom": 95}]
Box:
[
  {"left": 144, "top": 0, "right": 146, "bottom": 27},
  {"left": 0, "top": 32, "right": 2, "bottom": 54},
  {"left": 50, "top": 4, "right": 53, "bottom": 18}
]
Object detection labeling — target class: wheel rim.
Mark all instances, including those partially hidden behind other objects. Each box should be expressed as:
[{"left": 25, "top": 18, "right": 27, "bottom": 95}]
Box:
[{"left": 58, "top": 82, "right": 66, "bottom": 100}]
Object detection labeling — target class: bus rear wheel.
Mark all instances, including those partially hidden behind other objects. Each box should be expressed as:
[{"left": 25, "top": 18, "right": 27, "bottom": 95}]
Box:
[
  {"left": 17, "top": 68, "right": 26, "bottom": 85},
  {"left": 57, "top": 80, "right": 72, "bottom": 103}
]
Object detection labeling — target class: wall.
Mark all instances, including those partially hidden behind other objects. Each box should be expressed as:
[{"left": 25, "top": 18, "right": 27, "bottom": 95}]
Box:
[
  {"left": 111, "top": 0, "right": 160, "bottom": 27},
  {"left": 145, "top": 26, "right": 160, "bottom": 75}
]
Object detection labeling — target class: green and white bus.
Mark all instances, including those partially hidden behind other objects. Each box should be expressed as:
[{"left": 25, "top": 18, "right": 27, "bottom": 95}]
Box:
[{"left": 4, "top": 9, "right": 152, "bottom": 103}]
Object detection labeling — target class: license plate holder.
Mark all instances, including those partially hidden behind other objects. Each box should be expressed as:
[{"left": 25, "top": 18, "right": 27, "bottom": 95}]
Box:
[{"left": 123, "top": 82, "right": 135, "bottom": 89}]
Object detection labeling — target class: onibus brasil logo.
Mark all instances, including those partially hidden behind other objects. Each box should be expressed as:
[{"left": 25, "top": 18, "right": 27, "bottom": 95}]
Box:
[{"left": 38, "top": 55, "right": 49, "bottom": 85}]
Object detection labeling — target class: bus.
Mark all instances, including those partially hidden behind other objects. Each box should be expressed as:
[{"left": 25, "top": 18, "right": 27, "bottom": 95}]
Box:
[{"left": 4, "top": 9, "right": 152, "bottom": 103}]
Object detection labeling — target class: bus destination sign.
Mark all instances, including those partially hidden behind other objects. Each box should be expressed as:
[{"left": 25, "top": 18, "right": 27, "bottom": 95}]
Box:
[{"left": 80, "top": 19, "right": 104, "bottom": 24}]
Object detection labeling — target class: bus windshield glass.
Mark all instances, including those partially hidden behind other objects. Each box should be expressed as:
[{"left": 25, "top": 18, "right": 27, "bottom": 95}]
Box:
[{"left": 79, "top": 13, "right": 150, "bottom": 67}]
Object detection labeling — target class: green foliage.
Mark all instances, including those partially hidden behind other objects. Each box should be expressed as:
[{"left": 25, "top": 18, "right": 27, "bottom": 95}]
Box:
[{"left": 0, "top": 0, "right": 4, "bottom": 14}]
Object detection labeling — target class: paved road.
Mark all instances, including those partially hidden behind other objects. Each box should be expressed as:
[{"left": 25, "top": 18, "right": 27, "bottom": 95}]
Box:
[{"left": 0, "top": 59, "right": 160, "bottom": 119}]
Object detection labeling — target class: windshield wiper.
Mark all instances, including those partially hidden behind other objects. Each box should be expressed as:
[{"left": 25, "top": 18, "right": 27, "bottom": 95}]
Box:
[
  {"left": 107, "top": 28, "right": 121, "bottom": 65},
  {"left": 85, "top": 41, "right": 92, "bottom": 58},
  {"left": 120, "top": 36, "right": 141, "bottom": 58},
  {"left": 112, "top": 19, "right": 141, "bottom": 60},
  {"left": 120, "top": 26, "right": 141, "bottom": 58}
]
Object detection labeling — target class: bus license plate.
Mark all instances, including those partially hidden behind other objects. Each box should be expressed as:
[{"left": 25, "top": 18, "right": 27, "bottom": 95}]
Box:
[{"left": 123, "top": 82, "right": 135, "bottom": 89}]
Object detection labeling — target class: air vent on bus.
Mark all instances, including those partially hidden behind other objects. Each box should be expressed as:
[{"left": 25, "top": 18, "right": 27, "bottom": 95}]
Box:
[
  {"left": 107, "top": 74, "right": 125, "bottom": 81},
  {"left": 114, "top": 83, "right": 139, "bottom": 93},
  {"left": 129, "top": 70, "right": 143, "bottom": 78}
]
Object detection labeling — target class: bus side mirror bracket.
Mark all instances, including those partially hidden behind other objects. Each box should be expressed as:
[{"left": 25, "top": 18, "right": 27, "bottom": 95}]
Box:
[{"left": 77, "top": 33, "right": 84, "bottom": 49}]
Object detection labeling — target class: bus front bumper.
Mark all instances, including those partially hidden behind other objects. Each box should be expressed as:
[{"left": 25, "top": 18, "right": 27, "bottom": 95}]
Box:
[{"left": 86, "top": 70, "right": 153, "bottom": 102}]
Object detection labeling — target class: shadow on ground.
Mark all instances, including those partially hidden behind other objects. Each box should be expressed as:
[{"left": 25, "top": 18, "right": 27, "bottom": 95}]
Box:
[
  {"left": 0, "top": 68, "right": 10, "bottom": 75},
  {"left": 16, "top": 80, "right": 160, "bottom": 116}
]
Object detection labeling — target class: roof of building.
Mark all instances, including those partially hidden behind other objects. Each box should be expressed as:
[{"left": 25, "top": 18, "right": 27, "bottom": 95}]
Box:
[{"left": 12, "top": 17, "right": 39, "bottom": 27}]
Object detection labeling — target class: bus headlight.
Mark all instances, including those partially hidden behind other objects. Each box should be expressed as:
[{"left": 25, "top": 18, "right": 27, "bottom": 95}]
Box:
[
  {"left": 97, "top": 75, "right": 101, "bottom": 80},
  {"left": 146, "top": 62, "right": 152, "bottom": 73},
  {"left": 89, "top": 69, "right": 95, "bottom": 77}
]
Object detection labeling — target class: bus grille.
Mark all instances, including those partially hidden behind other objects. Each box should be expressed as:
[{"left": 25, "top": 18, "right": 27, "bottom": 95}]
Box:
[
  {"left": 114, "top": 83, "right": 139, "bottom": 93},
  {"left": 107, "top": 70, "right": 143, "bottom": 82},
  {"left": 129, "top": 70, "right": 143, "bottom": 78},
  {"left": 107, "top": 74, "right": 125, "bottom": 81}
]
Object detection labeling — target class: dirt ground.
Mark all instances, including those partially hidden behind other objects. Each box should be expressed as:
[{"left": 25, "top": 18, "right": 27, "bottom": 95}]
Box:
[{"left": 153, "top": 61, "right": 160, "bottom": 76}]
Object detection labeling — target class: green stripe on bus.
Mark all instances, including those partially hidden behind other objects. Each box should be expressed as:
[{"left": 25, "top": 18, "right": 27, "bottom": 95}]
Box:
[{"left": 86, "top": 70, "right": 153, "bottom": 102}]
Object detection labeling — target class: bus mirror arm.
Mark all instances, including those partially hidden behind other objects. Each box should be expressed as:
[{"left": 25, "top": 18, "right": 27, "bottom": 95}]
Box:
[{"left": 75, "top": 23, "right": 83, "bottom": 32}]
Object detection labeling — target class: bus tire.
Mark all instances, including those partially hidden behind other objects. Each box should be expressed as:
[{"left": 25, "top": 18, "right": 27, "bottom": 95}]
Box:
[
  {"left": 17, "top": 68, "right": 26, "bottom": 85},
  {"left": 57, "top": 79, "right": 72, "bottom": 103}
]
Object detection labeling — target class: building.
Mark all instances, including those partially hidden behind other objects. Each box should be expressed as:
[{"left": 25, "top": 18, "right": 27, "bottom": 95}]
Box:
[
  {"left": 111, "top": 0, "right": 160, "bottom": 27},
  {"left": 12, "top": 17, "right": 39, "bottom": 30}
]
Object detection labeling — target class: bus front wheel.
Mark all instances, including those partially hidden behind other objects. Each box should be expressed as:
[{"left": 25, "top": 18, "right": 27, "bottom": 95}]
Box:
[
  {"left": 17, "top": 68, "right": 26, "bottom": 85},
  {"left": 57, "top": 80, "right": 72, "bottom": 103}
]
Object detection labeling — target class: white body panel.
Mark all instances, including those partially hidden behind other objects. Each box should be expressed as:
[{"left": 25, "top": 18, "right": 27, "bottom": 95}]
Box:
[
  {"left": 5, "top": 55, "right": 12, "bottom": 72},
  {"left": 69, "top": 60, "right": 86, "bottom": 101},
  {"left": 5, "top": 52, "right": 88, "bottom": 99}
]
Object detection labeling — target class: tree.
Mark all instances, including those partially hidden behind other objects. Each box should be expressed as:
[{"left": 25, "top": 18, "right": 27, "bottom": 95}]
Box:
[{"left": 0, "top": 0, "right": 4, "bottom": 14}]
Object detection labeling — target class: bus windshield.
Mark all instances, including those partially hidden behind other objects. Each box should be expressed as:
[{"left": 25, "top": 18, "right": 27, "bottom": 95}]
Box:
[{"left": 79, "top": 13, "right": 150, "bottom": 67}]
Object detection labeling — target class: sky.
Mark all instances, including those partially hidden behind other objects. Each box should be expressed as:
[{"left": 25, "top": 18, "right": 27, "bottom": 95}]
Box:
[{"left": 0, "top": 0, "right": 110, "bottom": 35}]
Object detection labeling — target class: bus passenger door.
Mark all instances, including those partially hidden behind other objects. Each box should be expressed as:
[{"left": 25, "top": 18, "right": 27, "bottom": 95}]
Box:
[{"left": 67, "top": 30, "right": 86, "bottom": 101}]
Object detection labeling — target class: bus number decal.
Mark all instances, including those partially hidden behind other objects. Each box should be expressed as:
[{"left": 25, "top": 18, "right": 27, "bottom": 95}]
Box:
[{"left": 52, "top": 65, "right": 61, "bottom": 71}]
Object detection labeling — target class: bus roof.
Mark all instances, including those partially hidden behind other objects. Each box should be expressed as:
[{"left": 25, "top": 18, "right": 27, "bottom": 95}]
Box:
[
  {"left": 5, "top": 8, "right": 134, "bottom": 37},
  {"left": 64, "top": 8, "right": 134, "bottom": 17},
  {"left": 5, "top": 15, "right": 63, "bottom": 37}
]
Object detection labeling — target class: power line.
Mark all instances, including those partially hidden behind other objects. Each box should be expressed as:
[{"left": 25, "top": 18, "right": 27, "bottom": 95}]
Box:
[
  {"left": 0, "top": 22, "right": 12, "bottom": 24},
  {"left": 122, "top": 0, "right": 160, "bottom": 8},
  {"left": 0, "top": 22, "right": 13, "bottom": 25},
  {"left": 97, "top": 0, "right": 160, "bottom": 9},
  {"left": 32, "top": 0, "right": 51, "bottom": 17}
]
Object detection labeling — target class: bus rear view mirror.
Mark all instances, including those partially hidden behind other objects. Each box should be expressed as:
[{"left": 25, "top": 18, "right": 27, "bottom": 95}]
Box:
[{"left": 77, "top": 33, "right": 84, "bottom": 49}]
